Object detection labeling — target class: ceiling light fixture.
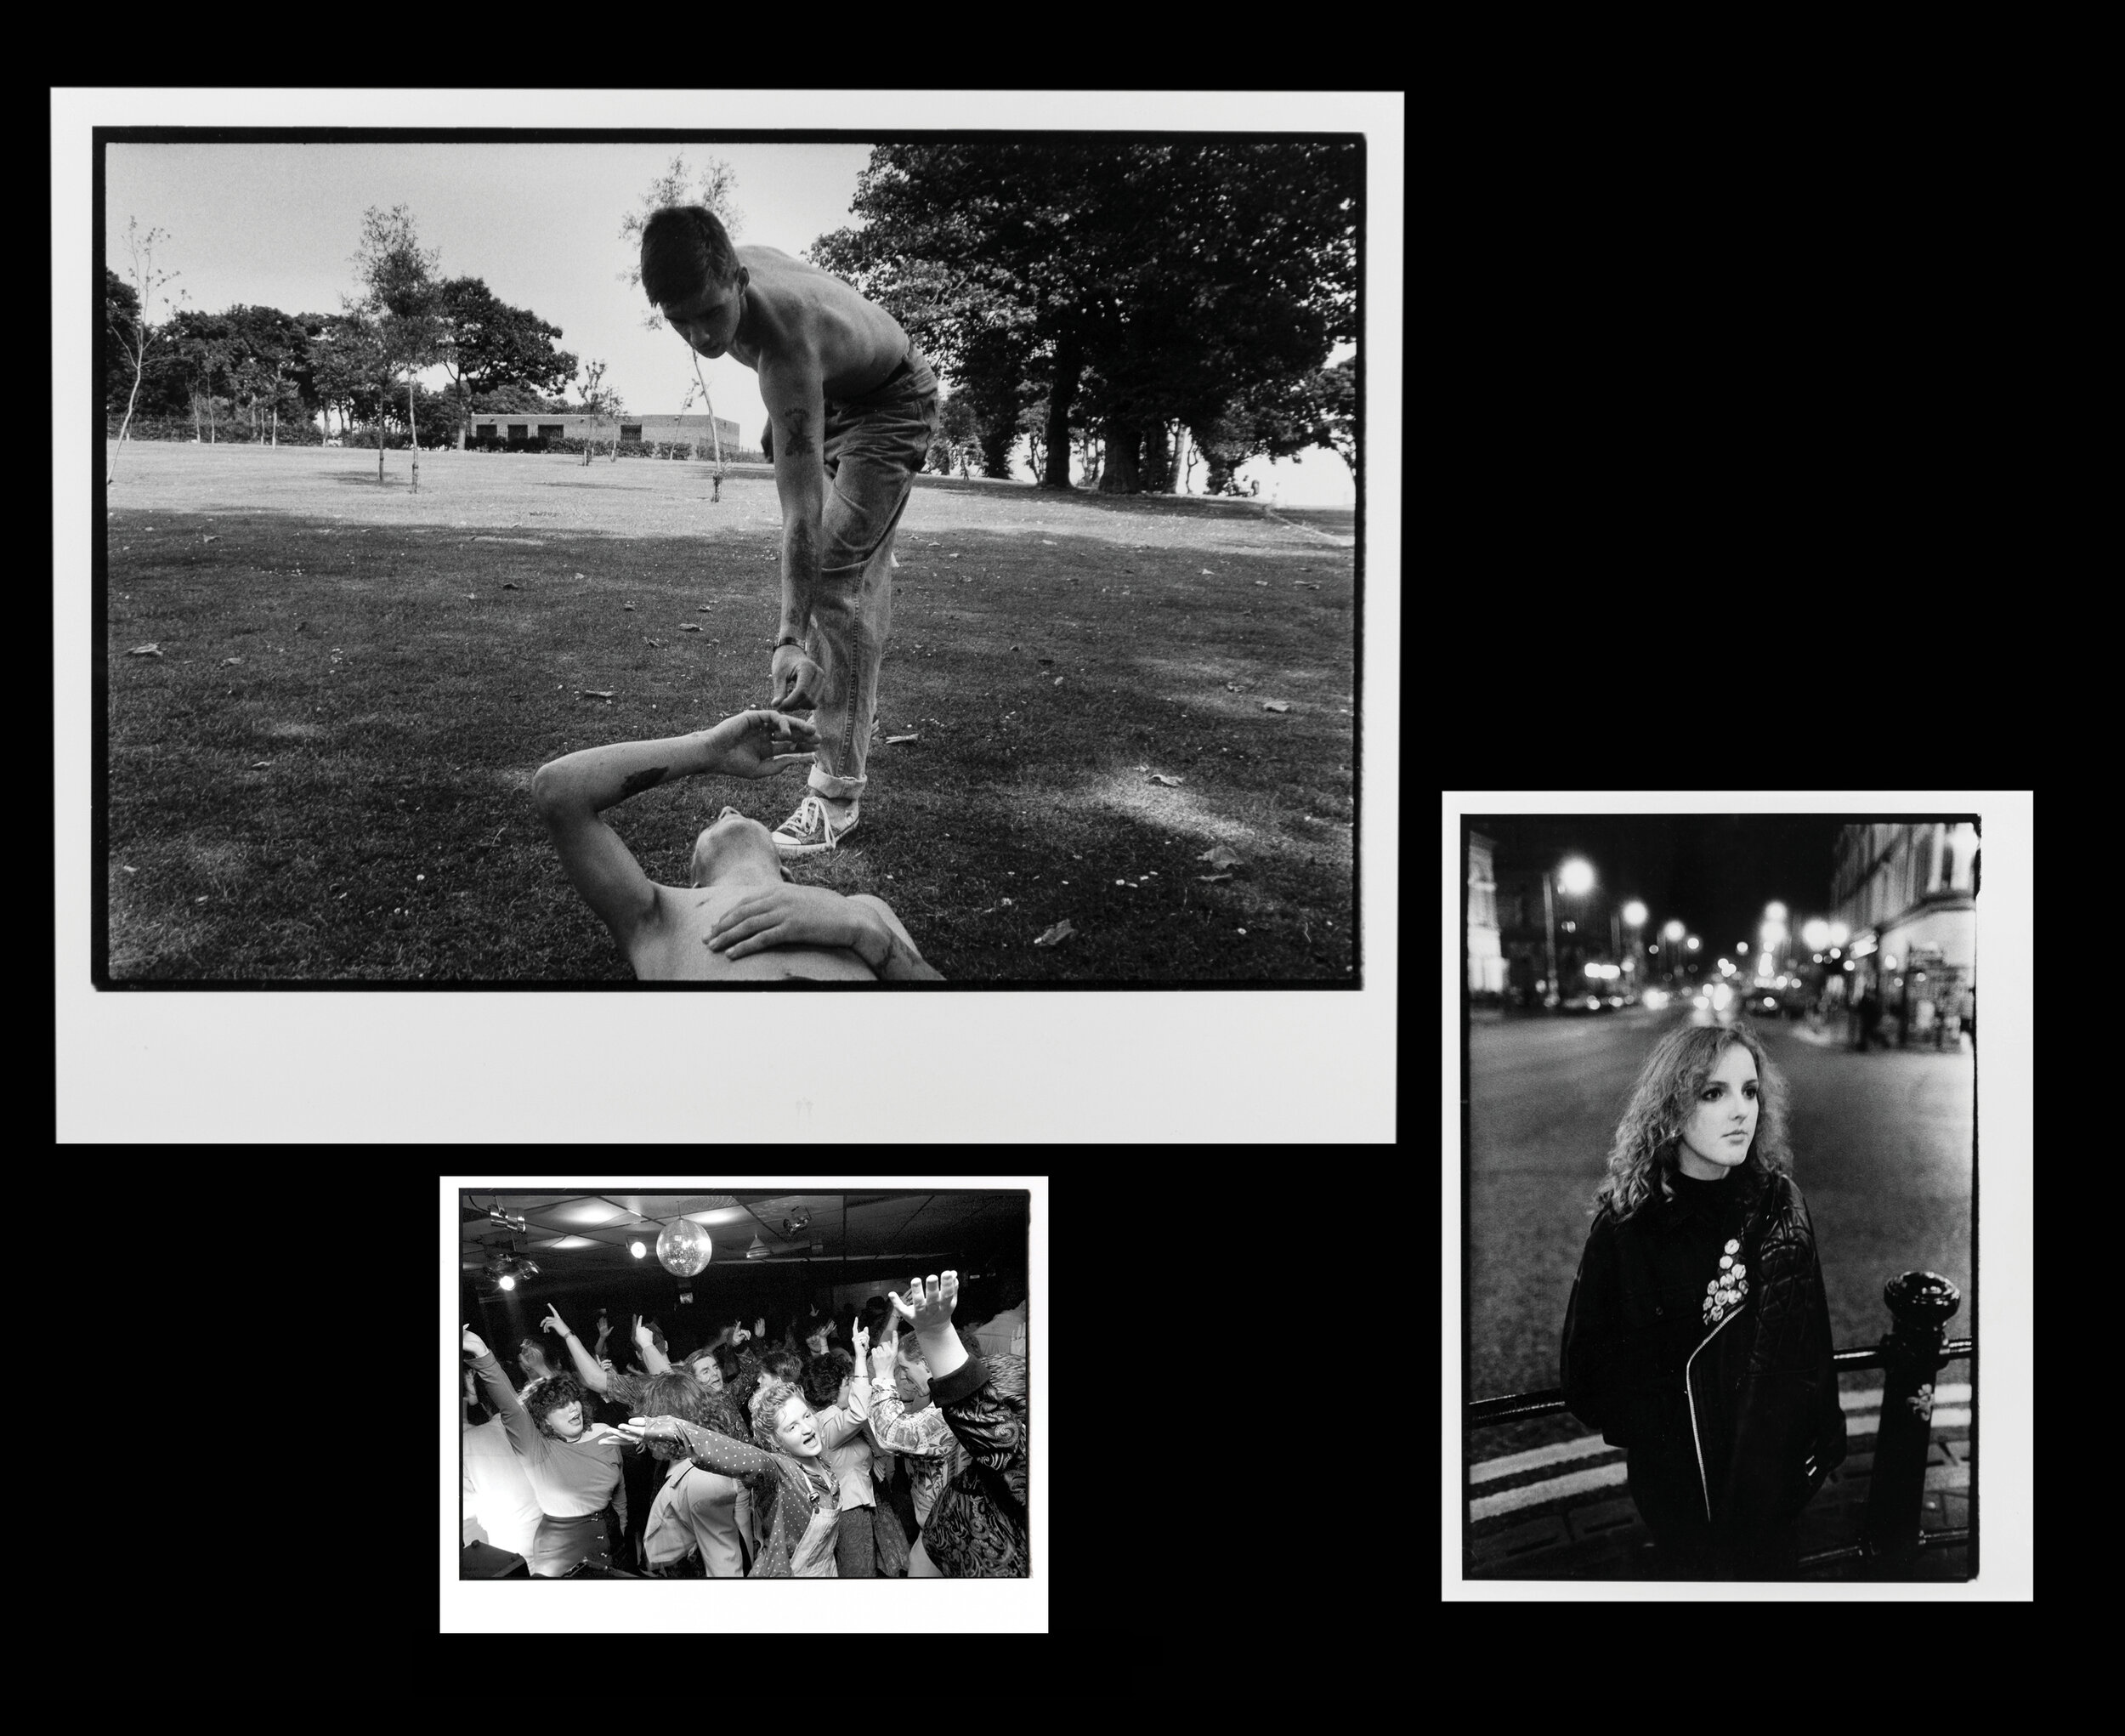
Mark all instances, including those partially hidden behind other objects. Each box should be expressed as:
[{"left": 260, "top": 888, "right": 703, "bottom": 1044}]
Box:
[
  {"left": 629, "top": 1240, "right": 647, "bottom": 1259},
  {"left": 745, "top": 1233, "right": 769, "bottom": 1260}
]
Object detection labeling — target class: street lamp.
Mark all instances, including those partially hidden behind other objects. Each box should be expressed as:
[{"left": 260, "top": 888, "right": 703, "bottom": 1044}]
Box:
[
  {"left": 1686, "top": 936, "right": 1701, "bottom": 951},
  {"left": 1802, "top": 919, "right": 1830, "bottom": 952},
  {"left": 1828, "top": 922, "right": 1850, "bottom": 946},
  {"left": 1544, "top": 857, "right": 1596, "bottom": 1011}
]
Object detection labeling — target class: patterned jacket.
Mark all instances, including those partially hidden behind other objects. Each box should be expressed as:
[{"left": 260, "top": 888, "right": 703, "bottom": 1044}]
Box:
[{"left": 918, "top": 1351, "right": 1028, "bottom": 1578}]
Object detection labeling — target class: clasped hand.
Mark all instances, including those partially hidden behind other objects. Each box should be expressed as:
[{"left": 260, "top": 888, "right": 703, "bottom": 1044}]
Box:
[
  {"left": 707, "top": 706, "right": 818, "bottom": 779},
  {"left": 769, "top": 644, "right": 826, "bottom": 713},
  {"left": 707, "top": 882, "right": 876, "bottom": 962}
]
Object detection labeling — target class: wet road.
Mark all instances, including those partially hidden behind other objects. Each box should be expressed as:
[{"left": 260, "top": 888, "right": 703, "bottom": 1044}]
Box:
[{"left": 1466, "top": 1007, "right": 1975, "bottom": 1458}]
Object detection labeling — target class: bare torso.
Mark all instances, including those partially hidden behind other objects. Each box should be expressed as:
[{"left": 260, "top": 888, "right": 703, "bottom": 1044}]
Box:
[
  {"left": 728, "top": 247, "right": 913, "bottom": 400},
  {"left": 626, "top": 882, "right": 878, "bottom": 983}
]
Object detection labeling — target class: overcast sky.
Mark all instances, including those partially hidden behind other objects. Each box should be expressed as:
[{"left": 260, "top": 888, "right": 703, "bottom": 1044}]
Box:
[
  {"left": 103, "top": 134, "right": 1357, "bottom": 504},
  {"left": 105, "top": 140, "right": 874, "bottom": 452}
]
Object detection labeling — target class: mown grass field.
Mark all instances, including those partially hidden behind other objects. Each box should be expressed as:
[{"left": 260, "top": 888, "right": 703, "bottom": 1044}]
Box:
[{"left": 101, "top": 443, "right": 1358, "bottom": 983}]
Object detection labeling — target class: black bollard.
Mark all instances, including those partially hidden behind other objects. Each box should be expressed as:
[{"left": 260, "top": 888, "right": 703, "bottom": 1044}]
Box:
[{"left": 1861, "top": 1270, "right": 1960, "bottom": 1573}]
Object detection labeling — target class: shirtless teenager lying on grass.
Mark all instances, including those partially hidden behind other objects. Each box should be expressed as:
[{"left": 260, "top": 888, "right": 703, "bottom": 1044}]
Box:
[{"left": 532, "top": 707, "right": 942, "bottom": 981}]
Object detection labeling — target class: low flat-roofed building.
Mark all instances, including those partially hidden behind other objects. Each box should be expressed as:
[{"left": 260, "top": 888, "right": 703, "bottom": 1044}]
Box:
[{"left": 470, "top": 411, "right": 741, "bottom": 450}]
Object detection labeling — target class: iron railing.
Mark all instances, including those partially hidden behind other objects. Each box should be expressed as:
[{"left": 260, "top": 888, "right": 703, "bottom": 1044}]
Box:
[{"left": 1468, "top": 1269, "right": 1972, "bottom": 1576}]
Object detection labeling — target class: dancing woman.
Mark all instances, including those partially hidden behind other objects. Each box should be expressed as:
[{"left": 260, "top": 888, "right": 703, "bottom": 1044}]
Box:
[{"left": 463, "top": 1325, "right": 628, "bottom": 1577}]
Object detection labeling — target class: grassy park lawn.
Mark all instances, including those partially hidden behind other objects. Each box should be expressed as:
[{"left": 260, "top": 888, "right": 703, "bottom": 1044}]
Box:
[{"left": 100, "top": 443, "right": 1358, "bottom": 982}]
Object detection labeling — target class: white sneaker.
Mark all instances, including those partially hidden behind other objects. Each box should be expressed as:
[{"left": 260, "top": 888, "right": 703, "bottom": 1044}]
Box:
[{"left": 773, "top": 793, "right": 859, "bottom": 855}]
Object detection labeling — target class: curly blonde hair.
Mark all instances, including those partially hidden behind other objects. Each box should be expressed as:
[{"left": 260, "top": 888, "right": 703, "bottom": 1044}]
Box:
[
  {"left": 1593, "top": 1021, "right": 1793, "bottom": 1222},
  {"left": 748, "top": 1378, "right": 807, "bottom": 1452}
]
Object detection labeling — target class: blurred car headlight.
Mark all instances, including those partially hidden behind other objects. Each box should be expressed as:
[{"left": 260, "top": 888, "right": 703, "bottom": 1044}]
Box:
[
  {"left": 1642, "top": 989, "right": 1669, "bottom": 1010},
  {"left": 1711, "top": 984, "right": 1733, "bottom": 1008}
]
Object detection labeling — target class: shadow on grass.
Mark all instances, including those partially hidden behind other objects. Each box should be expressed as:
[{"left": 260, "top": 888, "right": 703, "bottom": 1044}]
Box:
[{"left": 103, "top": 498, "right": 1357, "bottom": 984}]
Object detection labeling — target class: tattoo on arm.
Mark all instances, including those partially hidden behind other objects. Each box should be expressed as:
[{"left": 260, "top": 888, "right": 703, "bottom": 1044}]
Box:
[
  {"left": 618, "top": 765, "right": 669, "bottom": 799},
  {"left": 779, "top": 409, "right": 817, "bottom": 459}
]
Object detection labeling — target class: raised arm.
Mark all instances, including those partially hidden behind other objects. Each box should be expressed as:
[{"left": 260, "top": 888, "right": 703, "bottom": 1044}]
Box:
[
  {"left": 632, "top": 1316, "right": 672, "bottom": 1378},
  {"left": 532, "top": 710, "right": 819, "bottom": 946},
  {"left": 464, "top": 1327, "right": 546, "bottom": 1466},
  {"left": 626, "top": 1416, "right": 779, "bottom": 1483},
  {"left": 544, "top": 1304, "right": 611, "bottom": 1394},
  {"left": 810, "top": 1322, "right": 874, "bottom": 1449}
]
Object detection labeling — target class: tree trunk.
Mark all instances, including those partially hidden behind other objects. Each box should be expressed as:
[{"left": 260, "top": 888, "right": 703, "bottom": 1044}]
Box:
[
  {"left": 1203, "top": 454, "right": 1238, "bottom": 495},
  {"left": 407, "top": 378, "right": 420, "bottom": 492},
  {"left": 1040, "top": 339, "right": 1080, "bottom": 490},
  {"left": 377, "top": 400, "right": 385, "bottom": 482},
  {"left": 1139, "top": 421, "right": 1172, "bottom": 493},
  {"left": 457, "top": 377, "right": 468, "bottom": 451},
  {"left": 114, "top": 342, "right": 146, "bottom": 466},
  {"left": 1098, "top": 422, "right": 1143, "bottom": 494}
]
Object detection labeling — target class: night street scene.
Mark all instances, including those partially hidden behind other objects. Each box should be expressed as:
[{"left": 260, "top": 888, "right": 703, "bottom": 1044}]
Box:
[{"left": 1462, "top": 814, "right": 1978, "bottom": 1583}]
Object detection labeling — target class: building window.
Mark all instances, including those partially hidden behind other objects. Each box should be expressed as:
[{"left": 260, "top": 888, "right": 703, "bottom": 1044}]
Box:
[
  {"left": 539, "top": 423, "right": 564, "bottom": 440},
  {"left": 508, "top": 424, "right": 528, "bottom": 442},
  {"left": 476, "top": 423, "right": 496, "bottom": 439},
  {"left": 620, "top": 424, "right": 643, "bottom": 443}
]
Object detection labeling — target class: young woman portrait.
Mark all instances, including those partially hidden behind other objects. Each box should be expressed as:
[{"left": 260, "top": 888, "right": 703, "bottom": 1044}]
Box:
[{"left": 1559, "top": 1020, "right": 1846, "bottom": 1579}]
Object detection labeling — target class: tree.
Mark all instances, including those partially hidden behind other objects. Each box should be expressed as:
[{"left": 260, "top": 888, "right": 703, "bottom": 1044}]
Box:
[
  {"left": 434, "top": 276, "right": 579, "bottom": 450},
  {"left": 105, "top": 218, "right": 184, "bottom": 466},
  {"left": 617, "top": 152, "right": 745, "bottom": 330},
  {"left": 574, "top": 359, "right": 623, "bottom": 465},
  {"left": 348, "top": 204, "right": 445, "bottom": 484},
  {"left": 309, "top": 312, "right": 393, "bottom": 449},
  {"left": 809, "top": 141, "right": 1358, "bottom": 495},
  {"left": 933, "top": 394, "right": 978, "bottom": 476}
]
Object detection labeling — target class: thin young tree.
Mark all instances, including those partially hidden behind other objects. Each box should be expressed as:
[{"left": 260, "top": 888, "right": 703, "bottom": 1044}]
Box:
[
  {"left": 105, "top": 218, "right": 184, "bottom": 471},
  {"left": 616, "top": 152, "right": 745, "bottom": 331},
  {"left": 349, "top": 205, "right": 445, "bottom": 488}
]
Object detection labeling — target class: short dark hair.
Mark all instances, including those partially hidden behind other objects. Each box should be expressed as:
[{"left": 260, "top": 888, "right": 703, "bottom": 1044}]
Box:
[
  {"left": 802, "top": 1349, "right": 855, "bottom": 1410},
  {"left": 638, "top": 1370, "right": 751, "bottom": 1461},
  {"left": 756, "top": 1347, "right": 803, "bottom": 1387},
  {"left": 640, "top": 204, "right": 740, "bottom": 308}
]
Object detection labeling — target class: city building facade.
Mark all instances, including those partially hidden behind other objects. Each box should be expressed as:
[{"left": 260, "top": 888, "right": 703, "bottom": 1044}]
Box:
[
  {"left": 1467, "top": 831, "right": 1506, "bottom": 997},
  {"left": 1830, "top": 822, "right": 1978, "bottom": 1039}
]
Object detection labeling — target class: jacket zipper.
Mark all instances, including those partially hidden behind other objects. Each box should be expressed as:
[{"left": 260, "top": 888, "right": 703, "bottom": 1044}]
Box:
[{"left": 1685, "top": 1302, "right": 1747, "bottom": 1524}]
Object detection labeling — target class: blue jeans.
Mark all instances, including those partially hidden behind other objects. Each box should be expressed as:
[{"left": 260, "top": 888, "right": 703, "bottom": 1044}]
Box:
[{"left": 800, "top": 350, "right": 940, "bottom": 800}]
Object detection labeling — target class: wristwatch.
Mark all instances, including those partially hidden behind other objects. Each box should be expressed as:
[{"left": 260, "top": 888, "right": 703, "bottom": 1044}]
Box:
[{"left": 774, "top": 635, "right": 803, "bottom": 651}]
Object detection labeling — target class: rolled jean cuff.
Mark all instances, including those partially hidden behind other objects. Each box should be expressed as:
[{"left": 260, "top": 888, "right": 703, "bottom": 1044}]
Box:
[{"left": 808, "top": 768, "right": 868, "bottom": 800}]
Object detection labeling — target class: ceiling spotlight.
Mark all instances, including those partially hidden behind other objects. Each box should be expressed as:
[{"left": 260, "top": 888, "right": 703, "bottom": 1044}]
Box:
[
  {"left": 497, "top": 1274, "right": 515, "bottom": 1291},
  {"left": 486, "top": 1205, "right": 527, "bottom": 1234},
  {"left": 781, "top": 1208, "right": 811, "bottom": 1236},
  {"left": 629, "top": 1240, "right": 646, "bottom": 1259}
]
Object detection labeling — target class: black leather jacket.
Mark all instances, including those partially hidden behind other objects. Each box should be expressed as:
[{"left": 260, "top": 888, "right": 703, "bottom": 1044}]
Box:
[{"left": 1560, "top": 1167, "right": 1846, "bottom": 1570}]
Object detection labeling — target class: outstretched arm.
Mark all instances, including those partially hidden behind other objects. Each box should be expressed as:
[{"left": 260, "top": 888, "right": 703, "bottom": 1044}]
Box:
[
  {"left": 760, "top": 349, "right": 829, "bottom": 712},
  {"left": 532, "top": 710, "right": 819, "bottom": 945}
]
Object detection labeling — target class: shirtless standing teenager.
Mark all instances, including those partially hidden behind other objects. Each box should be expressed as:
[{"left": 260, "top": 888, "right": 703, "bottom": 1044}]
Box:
[
  {"left": 532, "top": 707, "right": 943, "bottom": 981},
  {"left": 638, "top": 205, "right": 942, "bottom": 858}
]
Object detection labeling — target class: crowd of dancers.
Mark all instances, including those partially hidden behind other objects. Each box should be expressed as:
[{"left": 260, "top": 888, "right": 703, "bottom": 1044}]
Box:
[{"left": 462, "top": 1270, "right": 1028, "bottom": 1578}]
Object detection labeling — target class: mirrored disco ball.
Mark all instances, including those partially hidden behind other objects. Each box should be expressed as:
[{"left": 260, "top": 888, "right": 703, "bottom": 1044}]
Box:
[{"left": 656, "top": 1217, "right": 713, "bottom": 1276}]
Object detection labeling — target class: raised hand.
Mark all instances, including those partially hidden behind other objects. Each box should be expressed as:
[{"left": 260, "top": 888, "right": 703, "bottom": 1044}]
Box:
[
  {"left": 632, "top": 1314, "right": 654, "bottom": 1351},
  {"left": 769, "top": 645, "right": 827, "bottom": 714},
  {"left": 709, "top": 706, "right": 819, "bottom": 779},
  {"left": 462, "top": 1325, "right": 489, "bottom": 1359},
  {"left": 541, "top": 1304, "right": 569, "bottom": 1336},
  {"left": 851, "top": 1319, "right": 870, "bottom": 1362},
  {"left": 888, "top": 1272, "right": 959, "bottom": 1335}
]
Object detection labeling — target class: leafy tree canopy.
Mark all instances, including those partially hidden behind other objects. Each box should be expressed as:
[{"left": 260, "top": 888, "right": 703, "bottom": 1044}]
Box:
[{"left": 436, "top": 276, "right": 579, "bottom": 400}]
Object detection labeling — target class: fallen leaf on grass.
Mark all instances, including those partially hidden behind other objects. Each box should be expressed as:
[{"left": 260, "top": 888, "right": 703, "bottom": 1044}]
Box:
[
  {"left": 502, "top": 582, "right": 520, "bottom": 591},
  {"left": 1198, "top": 845, "right": 1244, "bottom": 869},
  {"left": 250, "top": 760, "right": 270, "bottom": 769},
  {"left": 464, "top": 593, "right": 477, "bottom": 600},
  {"left": 221, "top": 657, "right": 242, "bottom": 667},
  {"left": 201, "top": 534, "right": 218, "bottom": 542},
  {"left": 1197, "top": 872, "right": 1234, "bottom": 883},
  {"left": 1054, "top": 677, "right": 1065, "bottom": 686},
  {"left": 1254, "top": 580, "right": 1269, "bottom": 587},
  {"left": 120, "top": 865, "right": 135, "bottom": 874},
  {"left": 622, "top": 604, "right": 635, "bottom": 611},
  {"left": 1034, "top": 919, "right": 1076, "bottom": 947},
  {"left": 127, "top": 644, "right": 162, "bottom": 657},
  {"left": 581, "top": 689, "right": 615, "bottom": 700},
  {"left": 1262, "top": 700, "right": 1293, "bottom": 712},
  {"left": 1148, "top": 773, "right": 1184, "bottom": 786},
  {"left": 682, "top": 623, "right": 702, "bottom": 633},
  {"left": 886, "top": 733, "right": 920, "bottom": 745},
  {"left": 947, "top": 553, "right": 961, "bottom": 559}
]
